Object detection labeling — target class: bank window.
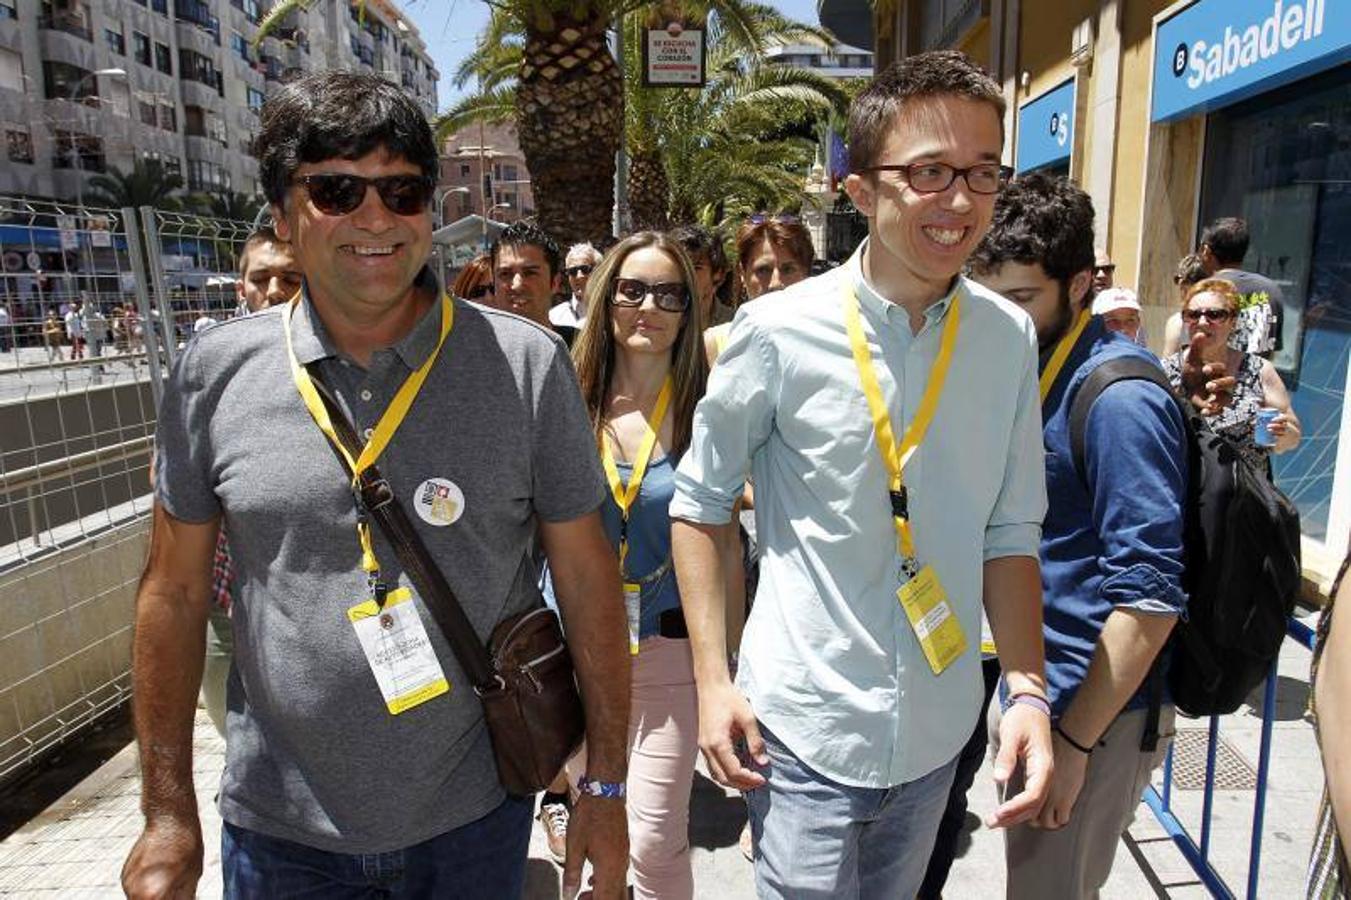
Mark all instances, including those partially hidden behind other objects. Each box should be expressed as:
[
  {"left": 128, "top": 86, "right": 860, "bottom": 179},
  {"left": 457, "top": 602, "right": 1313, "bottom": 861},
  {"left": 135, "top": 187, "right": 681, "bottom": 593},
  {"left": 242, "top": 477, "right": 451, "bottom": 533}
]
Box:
[{"left": 1198, "top": 65, "right": 1351, "bottom": 542}]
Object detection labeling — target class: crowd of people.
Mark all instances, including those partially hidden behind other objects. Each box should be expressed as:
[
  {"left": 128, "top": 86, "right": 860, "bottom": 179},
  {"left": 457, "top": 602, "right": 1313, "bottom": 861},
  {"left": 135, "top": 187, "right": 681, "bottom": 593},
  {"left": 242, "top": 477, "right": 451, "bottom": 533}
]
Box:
[{"left": 118, "top": 52, "right": 1345, "bottom": 900}]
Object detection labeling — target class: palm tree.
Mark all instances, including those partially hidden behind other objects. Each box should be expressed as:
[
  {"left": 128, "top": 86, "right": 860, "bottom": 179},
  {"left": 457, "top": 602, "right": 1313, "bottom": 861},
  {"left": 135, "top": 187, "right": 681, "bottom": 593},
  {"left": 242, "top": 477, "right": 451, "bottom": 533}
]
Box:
[
  {"left": 624, "top": 20, "right": 851, "bottom": 228},
  {"left": 440, "top": 2, "right": 838, "bottom": 241},
  {"left": 190, "top": 190, "right": 267, "bottom": 223},
  {"left": 84, "top": 159, "right": 185, "bottom": 211}
]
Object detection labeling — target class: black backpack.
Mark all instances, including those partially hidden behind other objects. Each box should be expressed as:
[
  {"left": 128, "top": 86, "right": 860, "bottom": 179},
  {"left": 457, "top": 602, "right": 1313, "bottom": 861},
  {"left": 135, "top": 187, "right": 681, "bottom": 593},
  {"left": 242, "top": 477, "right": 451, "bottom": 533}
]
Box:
[{"left": 1067, "top": 358, "right": 1302, "bottom": 744}]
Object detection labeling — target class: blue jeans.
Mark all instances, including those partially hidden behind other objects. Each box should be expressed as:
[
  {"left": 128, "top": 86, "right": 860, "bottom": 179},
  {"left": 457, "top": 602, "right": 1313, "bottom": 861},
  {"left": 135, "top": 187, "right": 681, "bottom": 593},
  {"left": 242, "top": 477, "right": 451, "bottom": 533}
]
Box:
[
  {"left": 222, "top": 795, "right": 533, "bottom": 899},
  {"left": 745, "top": 724, "right": 959, "bottom": 899}
]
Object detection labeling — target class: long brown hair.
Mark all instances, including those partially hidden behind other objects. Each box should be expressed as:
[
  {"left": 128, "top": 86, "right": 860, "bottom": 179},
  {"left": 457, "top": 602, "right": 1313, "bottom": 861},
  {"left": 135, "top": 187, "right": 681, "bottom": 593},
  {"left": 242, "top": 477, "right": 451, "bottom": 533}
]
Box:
[{"left": 571, "top": 232, "right": 709, "bottom": 456}]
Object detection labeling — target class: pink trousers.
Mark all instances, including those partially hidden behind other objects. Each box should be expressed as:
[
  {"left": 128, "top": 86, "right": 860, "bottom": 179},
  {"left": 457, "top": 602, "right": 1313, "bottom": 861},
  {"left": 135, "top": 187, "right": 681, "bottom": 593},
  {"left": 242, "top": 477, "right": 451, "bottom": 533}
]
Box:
[{"left": 566, "top": 635, "right": 699, "bottom": 899}]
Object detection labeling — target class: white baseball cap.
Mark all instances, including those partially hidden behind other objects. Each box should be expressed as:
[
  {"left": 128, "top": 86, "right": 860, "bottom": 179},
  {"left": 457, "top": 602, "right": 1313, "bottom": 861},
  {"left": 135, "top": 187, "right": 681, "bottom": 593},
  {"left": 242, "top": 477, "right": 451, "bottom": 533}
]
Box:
[{"left": 1092, "top": 287, "right": 1141, "bottom": 316}]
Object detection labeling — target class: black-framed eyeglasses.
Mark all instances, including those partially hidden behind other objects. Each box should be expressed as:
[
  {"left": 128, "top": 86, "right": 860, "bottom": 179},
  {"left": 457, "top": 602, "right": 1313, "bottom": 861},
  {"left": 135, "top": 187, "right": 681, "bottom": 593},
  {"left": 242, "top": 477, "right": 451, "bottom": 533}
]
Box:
[
  {"left": 1182, "top": 308, "right": 1233, "bottom": 324},
  {"left": 859, "top": 162, "right": 1013, "bottom": 195},
  {"left": 464, "top": 284, "right": 493, "bottom": 301},
  {"left": 565, "top": 264, "right": 594, "bottom": 277},
  {"left": 293, "top": 173, "right": 436, "bottom": 216},
  {"left": 748, "top": 213, "right": 799, "bottom": 225},
  {"left": 611, "top": 277, "right": 689, "bottom": 312}
]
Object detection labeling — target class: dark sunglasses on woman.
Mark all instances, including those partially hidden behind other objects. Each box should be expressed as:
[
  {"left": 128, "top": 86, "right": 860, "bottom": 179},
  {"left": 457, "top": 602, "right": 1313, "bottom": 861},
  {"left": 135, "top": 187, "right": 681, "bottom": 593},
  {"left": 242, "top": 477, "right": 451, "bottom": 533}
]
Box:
[
  {"left": 464, "top": 284, "right": 493, "bottom": 301},
  {"left": 1182, "top": 308, "right": 1233, "bottom": 323},
  {"left": 293, "top": 173, "right": 436, "bottom": 217},
  {"left": 611, "top": 277, "right": 689, "bottom": 312}
]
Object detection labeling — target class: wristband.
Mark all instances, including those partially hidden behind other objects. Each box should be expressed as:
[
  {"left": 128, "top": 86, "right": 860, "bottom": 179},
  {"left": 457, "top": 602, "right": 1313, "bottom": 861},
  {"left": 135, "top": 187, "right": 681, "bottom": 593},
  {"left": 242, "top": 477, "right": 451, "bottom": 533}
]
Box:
[
  {"left": 1008, "top": 692, "right": 1050, "bottom": 717},
  {"left": 577, "top": 776, "right": 626, "bottom": 799},
  {"left": 1054, "top": 722, "right": 1095, "bottom": 755}
]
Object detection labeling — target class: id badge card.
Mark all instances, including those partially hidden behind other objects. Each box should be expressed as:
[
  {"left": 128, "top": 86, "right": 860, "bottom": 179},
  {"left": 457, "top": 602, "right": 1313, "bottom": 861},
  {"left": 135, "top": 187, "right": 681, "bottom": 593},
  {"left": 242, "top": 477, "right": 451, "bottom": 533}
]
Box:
[
  {"left": 896, "top": 565, "right": 968, "bottom": 675},
  {"left": 623, "top": 582, "right": 641, "bottom": 656},
  {"left": 347, "top": 587, "right": 450, "bottom": 714}
]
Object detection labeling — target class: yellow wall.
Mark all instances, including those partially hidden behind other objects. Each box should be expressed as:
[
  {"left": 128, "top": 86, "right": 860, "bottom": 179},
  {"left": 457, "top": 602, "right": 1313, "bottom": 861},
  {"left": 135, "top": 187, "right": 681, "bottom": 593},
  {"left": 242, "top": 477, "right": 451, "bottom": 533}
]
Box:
[
  {"left": 957, "top": 18, "right": 992, "bottom": 70},
  {"left": 1017, "top": 0, "right": 1094, "bottom": 99}
]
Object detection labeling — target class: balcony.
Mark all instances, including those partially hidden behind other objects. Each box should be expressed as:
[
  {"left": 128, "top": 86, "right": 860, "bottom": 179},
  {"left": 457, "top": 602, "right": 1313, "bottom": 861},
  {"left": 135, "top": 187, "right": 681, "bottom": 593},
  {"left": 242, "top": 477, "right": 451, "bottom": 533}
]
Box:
[
  {"left": 174, "top": 0, "right": 221, "bottom": 44},
  {"left": 38, "top": 10, "right": 92, "bottom": 42}
]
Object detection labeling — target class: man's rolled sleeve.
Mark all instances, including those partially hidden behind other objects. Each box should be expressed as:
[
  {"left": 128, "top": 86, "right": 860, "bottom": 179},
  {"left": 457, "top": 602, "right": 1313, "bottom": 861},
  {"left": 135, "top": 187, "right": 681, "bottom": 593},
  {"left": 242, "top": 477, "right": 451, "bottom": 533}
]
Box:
[
  {"left": 984, "top": 321, "right": 1047, "bottom": 561},
  {"left": 154, "top": 338, "right": 221, "bottom": 524},
  {"left": 670, "top": 314, "right": 777, "bottom": 526},
  {"left": 1086, "top": 379, "right": 1188, "bottom": 616},
  {"left": 530, "top": 345, "right": 607, "bottom": 522}
]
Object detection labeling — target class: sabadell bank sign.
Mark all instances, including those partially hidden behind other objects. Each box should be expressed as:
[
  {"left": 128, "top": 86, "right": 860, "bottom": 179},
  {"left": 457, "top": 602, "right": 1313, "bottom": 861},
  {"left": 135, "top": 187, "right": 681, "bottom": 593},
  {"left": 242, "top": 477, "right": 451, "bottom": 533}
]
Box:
[{"left": 1152, "top": 0, "right": 1351, "bottom": 122}]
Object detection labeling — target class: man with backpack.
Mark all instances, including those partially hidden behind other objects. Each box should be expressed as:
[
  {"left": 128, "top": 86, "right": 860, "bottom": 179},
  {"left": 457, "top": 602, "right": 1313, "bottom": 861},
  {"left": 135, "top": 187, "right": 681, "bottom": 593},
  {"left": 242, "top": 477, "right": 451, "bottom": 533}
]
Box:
[{"left": 968, "top": 174, "right": 1188, "bottom": 899}]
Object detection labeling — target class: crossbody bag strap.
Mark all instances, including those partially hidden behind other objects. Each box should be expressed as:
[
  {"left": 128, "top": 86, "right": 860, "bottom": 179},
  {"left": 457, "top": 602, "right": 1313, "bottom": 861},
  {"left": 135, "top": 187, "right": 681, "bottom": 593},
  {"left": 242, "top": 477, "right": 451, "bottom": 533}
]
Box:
[{"left": 306, "top": 365, "right": 501, "bottom": 693}]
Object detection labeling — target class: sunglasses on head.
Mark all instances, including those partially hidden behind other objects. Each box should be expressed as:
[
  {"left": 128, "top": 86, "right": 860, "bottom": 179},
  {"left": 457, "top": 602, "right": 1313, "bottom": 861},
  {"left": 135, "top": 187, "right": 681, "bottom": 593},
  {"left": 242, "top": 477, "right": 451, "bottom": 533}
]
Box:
[
  {"left": 611, "top": 277, "right": 689, "bottom": 312},
  {"left": 565, "top": 264, "right": 594, "bottom": 277},
  {"left": 1182, "top": 308, "right": 1233, "bottom": 323},
  {"left": 748, "top": 213, "right": 799, "bottom": 225},
  {"left": 464, "top": 284, "right": 493, "bottom": 301},
  {"left": 294, "top": 173, "right": 435, "bottom": 217}
]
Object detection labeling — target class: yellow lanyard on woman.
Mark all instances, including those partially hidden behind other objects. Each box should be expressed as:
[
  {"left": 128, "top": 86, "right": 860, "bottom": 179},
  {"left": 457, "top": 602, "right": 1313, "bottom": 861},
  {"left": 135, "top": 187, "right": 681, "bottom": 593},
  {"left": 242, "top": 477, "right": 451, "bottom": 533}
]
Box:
[
  {"left": 283, "top": 294, "right": 455, "bottom": 600},
  {"left": 599, "top": 376, "right": 673, "bottom": 573},
  {"left": 843, "top": 282, "right": 960, "bottom": 573},
  {"left": 1038, "top": 309, "right": 1092, "bottom": 402}
]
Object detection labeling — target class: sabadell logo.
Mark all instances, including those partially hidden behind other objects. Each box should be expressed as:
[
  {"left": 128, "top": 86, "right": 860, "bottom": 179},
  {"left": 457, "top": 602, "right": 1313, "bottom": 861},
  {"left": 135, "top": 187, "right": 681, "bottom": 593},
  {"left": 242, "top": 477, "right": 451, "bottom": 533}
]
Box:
[{"left": 1171, "top": 0, "right": 1327, "bottom": 88}]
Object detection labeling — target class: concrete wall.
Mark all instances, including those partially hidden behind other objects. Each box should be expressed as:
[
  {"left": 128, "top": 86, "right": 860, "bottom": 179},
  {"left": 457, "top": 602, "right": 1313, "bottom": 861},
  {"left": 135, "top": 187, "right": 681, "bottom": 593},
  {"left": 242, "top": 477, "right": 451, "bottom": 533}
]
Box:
[
  {"left": 0, "top": 517, "right": 148, "bottom": 786},
  {"left": 0, "top": 380, "right": 156, "bottom": 547}
]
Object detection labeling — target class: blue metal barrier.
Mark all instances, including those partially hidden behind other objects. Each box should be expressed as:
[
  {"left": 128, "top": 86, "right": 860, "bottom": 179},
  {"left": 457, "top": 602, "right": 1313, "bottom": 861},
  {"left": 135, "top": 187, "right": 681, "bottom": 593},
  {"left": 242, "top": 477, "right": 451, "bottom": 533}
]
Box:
[{"left": 1141, "top": 617, "right": 1318, "bottom": 899}]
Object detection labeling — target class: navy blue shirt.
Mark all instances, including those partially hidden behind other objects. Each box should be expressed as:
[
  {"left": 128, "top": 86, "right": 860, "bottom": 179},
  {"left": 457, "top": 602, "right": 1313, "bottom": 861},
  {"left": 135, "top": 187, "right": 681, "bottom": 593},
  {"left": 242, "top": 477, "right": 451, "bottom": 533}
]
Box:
[{"left": 1039, "top": 318, "right": 1188, "bottom": 717}]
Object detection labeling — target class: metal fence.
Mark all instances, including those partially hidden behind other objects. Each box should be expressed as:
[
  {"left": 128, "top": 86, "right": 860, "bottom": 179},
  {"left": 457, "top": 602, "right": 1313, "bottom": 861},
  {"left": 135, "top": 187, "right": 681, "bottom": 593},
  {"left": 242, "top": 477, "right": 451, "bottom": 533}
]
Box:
[
  {"left": 0, "top": 198, "right": 256, "bottom": 788},
  {"left": 1142, "top": 616, "right": 1320, "bottom": 899}
]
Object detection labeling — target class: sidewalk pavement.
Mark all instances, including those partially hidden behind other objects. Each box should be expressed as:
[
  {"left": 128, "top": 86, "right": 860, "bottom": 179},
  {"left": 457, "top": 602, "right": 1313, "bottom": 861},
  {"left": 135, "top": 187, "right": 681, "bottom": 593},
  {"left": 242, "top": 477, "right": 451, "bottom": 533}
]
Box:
[{"left": 0, "top": 617, "right": 1322, "bottom": 897}]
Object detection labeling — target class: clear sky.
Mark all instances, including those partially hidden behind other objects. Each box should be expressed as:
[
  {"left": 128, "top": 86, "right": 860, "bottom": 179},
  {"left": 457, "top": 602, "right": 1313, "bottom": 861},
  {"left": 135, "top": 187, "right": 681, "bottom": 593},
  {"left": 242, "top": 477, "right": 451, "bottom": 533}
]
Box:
[{"left": 399, "top": 0, "right": 826, "bottom": 112}]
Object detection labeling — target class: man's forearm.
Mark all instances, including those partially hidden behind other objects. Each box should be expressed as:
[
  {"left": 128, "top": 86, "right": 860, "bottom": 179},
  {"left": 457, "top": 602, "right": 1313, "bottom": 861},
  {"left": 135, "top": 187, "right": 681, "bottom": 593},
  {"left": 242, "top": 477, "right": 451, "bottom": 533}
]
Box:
[
  {"left": 1317, "top": 588, "right": 1351, "bottom": 864},
  {"left": 983, "top": 555, "right": 1046, "bottom": 698},
  {"left": 671, "top": 520, "right": 730, "bottom": 686},
  {"left": 554, "top": 563, "right": 630, "bottom": 782},
  {"left": 132, "top": 580, "right": 209, "bottom": 822},
  {"left": 1059, "top": 608, "right": 1176, "bottom": 746}
]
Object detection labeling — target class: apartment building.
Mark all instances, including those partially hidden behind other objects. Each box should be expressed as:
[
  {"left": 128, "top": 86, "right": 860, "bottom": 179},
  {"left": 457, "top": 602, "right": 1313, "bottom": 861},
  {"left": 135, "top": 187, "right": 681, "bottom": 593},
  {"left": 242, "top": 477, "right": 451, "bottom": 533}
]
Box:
[
  {"left": 0, "top": 0, "right": 438, "bottom": 203},
  {"left": 438, "top": 121, "right": 535, "bottom": 227}
]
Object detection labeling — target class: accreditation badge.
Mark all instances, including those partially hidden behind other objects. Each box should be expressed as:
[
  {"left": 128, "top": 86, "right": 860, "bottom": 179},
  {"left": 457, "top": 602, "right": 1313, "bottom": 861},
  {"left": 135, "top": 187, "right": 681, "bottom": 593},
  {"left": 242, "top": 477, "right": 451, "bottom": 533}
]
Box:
[
  {"left": 347, "top": 587, "right": 450, "bottom": 714},
  {"left": 623, "top": 582, "right": 641, "bottom": 656},
  {"left": 896, "top": 565, "right": 968, "bottom": 675}
]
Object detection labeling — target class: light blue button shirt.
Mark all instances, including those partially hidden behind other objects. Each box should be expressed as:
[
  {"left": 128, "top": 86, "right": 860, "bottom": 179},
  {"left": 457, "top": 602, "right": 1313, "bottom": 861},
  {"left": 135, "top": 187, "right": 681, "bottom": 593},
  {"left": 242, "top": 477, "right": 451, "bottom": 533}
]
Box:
[{"left": 670, "top": 243, "right": 1047, "bottom": 788}]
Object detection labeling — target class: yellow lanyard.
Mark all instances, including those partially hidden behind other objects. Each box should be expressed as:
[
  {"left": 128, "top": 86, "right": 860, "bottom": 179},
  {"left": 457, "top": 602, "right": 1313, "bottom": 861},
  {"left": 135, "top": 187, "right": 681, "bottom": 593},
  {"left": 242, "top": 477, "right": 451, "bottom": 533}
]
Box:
[
  {"left": 843, "top": 282, "right": 960, "bottom": 567},
  {"left": 600, "top": 376, "right": 673, "bottom": 572},
  {"left": 1038, "top": 309, "right": 1092, "bottom": 402},
  {"left": 283, "top": 294, "right": 455, "bottom": 594}
]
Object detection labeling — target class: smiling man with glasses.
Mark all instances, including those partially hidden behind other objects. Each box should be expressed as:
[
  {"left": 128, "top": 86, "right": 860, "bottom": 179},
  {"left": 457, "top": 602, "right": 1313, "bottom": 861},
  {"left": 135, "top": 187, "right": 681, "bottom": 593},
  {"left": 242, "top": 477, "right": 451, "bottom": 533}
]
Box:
[
  {"left": 122, "top": 72, "right": 630, "bottom": 900},
  {"left": 670, "top": 51, "right": 1052, "bottom": 898}
]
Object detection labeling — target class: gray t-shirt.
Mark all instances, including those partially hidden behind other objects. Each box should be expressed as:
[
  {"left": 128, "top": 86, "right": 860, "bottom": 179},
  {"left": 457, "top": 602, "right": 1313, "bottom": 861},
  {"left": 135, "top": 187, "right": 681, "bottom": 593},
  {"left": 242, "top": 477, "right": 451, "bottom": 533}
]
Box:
[{"left": 154, "top": 294, "right": 606, "bottom": 853}]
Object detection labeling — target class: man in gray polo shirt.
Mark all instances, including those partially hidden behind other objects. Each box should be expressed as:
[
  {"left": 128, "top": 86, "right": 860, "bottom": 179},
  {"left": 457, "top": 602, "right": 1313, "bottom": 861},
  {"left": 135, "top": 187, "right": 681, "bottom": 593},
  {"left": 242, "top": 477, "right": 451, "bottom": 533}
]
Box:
[{"left": 121, "top": 72, "right": 630, "bottom": 900}]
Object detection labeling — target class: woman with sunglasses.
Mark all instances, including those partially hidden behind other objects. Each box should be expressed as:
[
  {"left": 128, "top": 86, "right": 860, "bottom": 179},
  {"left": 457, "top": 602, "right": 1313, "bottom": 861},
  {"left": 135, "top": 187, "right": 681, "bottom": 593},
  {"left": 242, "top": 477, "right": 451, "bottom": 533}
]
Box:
[
  {"left": 571, "top": 231, "right": 708, "bottom": 899},
  {"left": 1163, "top": 278, "right": 1301, "bottom": 471},
  {"left": 451, "top": 253, "right": 494, "bottom": 303}
]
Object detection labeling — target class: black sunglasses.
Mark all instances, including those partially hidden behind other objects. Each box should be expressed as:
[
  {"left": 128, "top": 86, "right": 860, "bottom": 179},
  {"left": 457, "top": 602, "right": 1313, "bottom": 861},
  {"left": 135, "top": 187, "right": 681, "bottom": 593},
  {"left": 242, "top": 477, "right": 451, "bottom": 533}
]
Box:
[
  {"left": 565, "top": 264, "right": 594, "bottom": 277},
  {"left": 1094, "top": 264, "right": 1117, "bottom": 275},
  {"left": 611, "top": 277, "right": 689, "bottom": 312},
  {"left": 464, "top": 284, "right": 493, "bottom": 301},
  {"left": 294, "top": 173, "right": 435, "bottom": 217},
  {"left": 1182, "top": 308, "right": 1233, "bottom": 323}
]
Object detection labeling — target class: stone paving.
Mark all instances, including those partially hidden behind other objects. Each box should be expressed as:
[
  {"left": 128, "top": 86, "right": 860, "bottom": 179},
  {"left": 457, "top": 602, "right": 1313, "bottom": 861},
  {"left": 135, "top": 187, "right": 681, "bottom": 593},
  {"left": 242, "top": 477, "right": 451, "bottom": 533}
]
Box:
[{"left": 0, "top": 615, "right": 1324, "bottom": 898}]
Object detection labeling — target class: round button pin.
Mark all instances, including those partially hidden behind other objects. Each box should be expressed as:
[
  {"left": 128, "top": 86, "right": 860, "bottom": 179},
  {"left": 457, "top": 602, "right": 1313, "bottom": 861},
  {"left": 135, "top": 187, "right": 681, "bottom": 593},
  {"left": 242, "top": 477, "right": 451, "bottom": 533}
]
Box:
[{"left": 412, "top": 477, "right": 465, "bottom": 526}]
